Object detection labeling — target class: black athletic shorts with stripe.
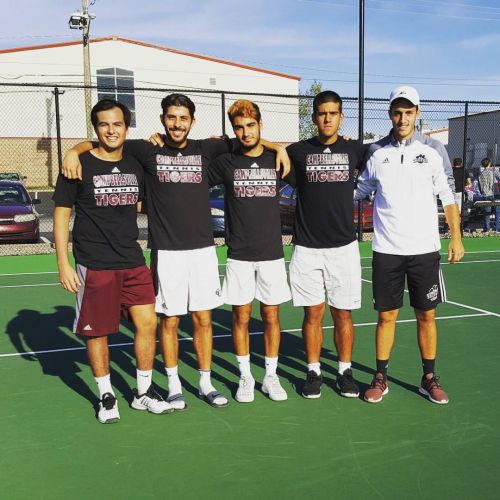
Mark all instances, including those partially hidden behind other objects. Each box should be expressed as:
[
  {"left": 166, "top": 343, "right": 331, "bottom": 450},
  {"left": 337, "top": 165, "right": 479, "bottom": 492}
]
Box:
[{"left": 372, "top": 251, "right": 446, "bottom": 312}]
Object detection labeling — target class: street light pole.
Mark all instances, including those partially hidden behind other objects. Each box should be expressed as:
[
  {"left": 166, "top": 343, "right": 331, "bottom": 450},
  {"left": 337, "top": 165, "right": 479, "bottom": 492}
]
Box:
[
  {"left": 69, "top": 1, "right": 95, "bottom": 140},
  {"left": 358, "top": 0, "right": 365, "bottom": 142},
  {"left": 357, "top": 0, "right": 365, "bottom": 242},
  {"left": 82, "top": 0, "right": 93, "bottom": 140}
]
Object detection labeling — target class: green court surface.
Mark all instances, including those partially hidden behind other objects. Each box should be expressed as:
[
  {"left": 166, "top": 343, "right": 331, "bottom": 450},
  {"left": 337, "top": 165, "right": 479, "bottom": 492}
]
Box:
[{"left": 1, "top": 239, "right": 499, "bottom": 500}]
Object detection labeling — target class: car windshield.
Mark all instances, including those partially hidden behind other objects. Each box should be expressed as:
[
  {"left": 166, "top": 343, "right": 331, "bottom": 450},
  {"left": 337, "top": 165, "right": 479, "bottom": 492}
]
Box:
[
  {"left": 0, "top": 173, "right": 21, "bottom": 181},
  {"left": 0, "top": 186, "right": 28, "bottom": 204}
]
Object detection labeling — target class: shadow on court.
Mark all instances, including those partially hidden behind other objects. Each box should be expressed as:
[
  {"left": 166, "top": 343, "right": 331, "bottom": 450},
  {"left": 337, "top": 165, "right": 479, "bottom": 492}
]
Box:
[{"left": 5, "top": 306, "right": 142, "bottom": 407}]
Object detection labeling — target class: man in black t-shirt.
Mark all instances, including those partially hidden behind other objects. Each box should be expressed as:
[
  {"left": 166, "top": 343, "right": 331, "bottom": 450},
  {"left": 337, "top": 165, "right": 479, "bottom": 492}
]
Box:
[
  {"left": 208, "top": 100, "right": 291, "bottom": 403},
  {"left": 286, "top": 91, "right": 364, "bottom": 399},
  {"left": 53, "top": 100, "right": 173, "bottom": 423}
]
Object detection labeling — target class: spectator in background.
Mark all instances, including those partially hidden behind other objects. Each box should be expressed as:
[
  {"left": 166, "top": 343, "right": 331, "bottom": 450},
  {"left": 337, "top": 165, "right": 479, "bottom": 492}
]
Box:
[
  {"left": 478, "top": 157, "right": 500, "bottom": 233},
  {"left": 452, "top": 158, "right": 465, "bottom": 211}
]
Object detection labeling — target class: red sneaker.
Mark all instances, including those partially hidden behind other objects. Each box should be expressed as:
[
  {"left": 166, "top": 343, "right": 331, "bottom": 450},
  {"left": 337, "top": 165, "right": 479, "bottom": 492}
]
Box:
[
  {"left": 364, "top": 373, "right": 389, "bottom": 403},
  {"left": 419, "top": 373, "right": 449, "bottom": 404}
]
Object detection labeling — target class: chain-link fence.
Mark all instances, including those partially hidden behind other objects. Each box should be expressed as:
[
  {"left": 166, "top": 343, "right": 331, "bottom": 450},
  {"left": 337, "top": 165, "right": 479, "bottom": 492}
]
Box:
[{"left": 1, "top": 82, "right": 499, "bottom": 255}]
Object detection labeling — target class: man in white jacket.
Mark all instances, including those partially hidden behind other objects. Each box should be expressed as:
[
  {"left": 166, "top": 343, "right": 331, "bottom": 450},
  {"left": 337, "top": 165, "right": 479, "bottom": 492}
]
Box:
[{"left": 355, "top": 86, "right": 464, "bottom": 405}]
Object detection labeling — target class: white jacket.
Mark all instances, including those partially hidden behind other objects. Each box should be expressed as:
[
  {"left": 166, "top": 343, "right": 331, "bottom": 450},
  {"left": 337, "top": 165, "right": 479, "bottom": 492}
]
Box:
[{"left": 356, "top": 131, "right": 455, "bottom": 255}]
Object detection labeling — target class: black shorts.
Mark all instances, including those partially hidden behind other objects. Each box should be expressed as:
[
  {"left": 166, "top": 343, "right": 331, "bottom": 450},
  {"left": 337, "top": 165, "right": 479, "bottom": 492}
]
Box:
[{"left": 372, "top": 251, "right": 446, "bottom": 312}]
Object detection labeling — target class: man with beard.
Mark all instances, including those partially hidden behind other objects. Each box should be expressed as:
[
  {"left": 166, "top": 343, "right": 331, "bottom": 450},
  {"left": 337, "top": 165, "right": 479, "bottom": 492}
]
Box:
[
  {"left": 285, "top": 91, "right": 364, "bottom": 400},
  {"left": 62, "top": 93, "right": 289, "bottom": 409},
  {"left": 207, "top": 100, "right": 291, "bottom": 402}
]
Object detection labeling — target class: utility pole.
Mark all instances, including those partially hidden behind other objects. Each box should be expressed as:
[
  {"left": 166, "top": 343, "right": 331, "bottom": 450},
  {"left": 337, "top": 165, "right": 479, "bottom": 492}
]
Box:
[
  {"left": 82, "top": 0, "right": 93, "bottom": 140},
  {"left": 69, "top": 1, "right": 95, "bottom": 140}
]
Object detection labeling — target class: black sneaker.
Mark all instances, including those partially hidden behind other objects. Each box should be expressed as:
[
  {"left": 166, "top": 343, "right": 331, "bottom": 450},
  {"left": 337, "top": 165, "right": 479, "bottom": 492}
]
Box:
[
  {"left": 302, "top": 370, "right": 323, "bottom": 399},
  {"left": 336, "top": 369, "right": 360, "bottom": 398}
]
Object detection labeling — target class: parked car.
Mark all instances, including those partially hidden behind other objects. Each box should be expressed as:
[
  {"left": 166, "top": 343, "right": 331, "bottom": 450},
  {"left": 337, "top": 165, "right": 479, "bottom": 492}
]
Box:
[
  {"left": 0, "top": 180, "right": 41, "bottom": 243},
  {"left": 209, "top": 183, "right": 374, "bottom": 237},
  {"left": 209, "top": 186, "right": 225, "bottom": 236},
  {"left": 0, "top": 172, "right": 27, "bottom": 183},
  {"left": 278, "top": 183, "right": 374, "bottom": 233}
]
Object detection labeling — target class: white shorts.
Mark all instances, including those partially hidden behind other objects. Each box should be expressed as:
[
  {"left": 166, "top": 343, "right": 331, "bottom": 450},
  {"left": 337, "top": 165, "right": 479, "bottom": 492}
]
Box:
[
  {"left": 454, "top": 192, "right": 462, "bottom": 211},
  {"left": 289, "top": 241, "right": 362, "bottom": 310},
  {"left": 222, "top": 258, "right": 292, "bottom": 306},
  {"left": 153, "top": 246, "right": 223, "bottom": 316}
]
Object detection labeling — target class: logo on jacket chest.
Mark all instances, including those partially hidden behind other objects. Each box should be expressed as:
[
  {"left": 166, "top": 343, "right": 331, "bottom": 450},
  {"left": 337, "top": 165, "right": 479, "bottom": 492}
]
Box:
[{"left": 413, "top": 154, "right": 428, "bottom": 164}]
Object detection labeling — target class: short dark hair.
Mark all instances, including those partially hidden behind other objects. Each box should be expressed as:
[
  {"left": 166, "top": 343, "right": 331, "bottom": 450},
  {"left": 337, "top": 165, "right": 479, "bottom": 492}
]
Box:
[
  {"left": 161, "top": 93, "right": 196, "bottom": 118},
  {"left": 312, "top": 90, "right": 343, "bottom": 114},
  {"left": 90, "top": 99, "right": 131, "bottom": 129},
  {"left": 453, "top": 157, "right": 463, "bottom": 167},
  {"left": 481, "top": 157, "right": 491, "bottom": 167}
]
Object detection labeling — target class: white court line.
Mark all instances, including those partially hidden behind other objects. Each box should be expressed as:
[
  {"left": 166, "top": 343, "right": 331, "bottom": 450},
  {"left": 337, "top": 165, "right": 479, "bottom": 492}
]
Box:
[
  {"left": 0, "top": 257, "right": 500, "bottom": 282},
  {"left": 0, "top": 271, "right": 58, "bottom": 277},
  {"left": 361, "top": 277, "right": 500, "bottom": 318},
  {"left": 0, "top": 312, "right": 491, "bottom": 359},
  {"left": 1, "top": 249, "right": 498, "bottom": 275},
  {"left": 3, "top": 258, "right": 498, "bottom": 289},
  {"left": 360, "top": 259, "right": 500, "bottom": 270},
  {"left": 0, "top": 283, "right": 60, "bottom": 289}
]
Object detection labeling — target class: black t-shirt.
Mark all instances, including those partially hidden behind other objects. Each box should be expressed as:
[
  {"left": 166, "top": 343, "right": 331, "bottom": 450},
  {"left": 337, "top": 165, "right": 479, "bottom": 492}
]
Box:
[
  {"left": 286, "top": 136, "right": 364, "bottom": 248},
  {"left": 124, "top": 138, "right": 230, "bottom": 250},
  {"left": 208, "top": 148, "right": 283, "bottom": 261},
  {"left": 53, "top": 151, "right": 145, "bottom": 270}
]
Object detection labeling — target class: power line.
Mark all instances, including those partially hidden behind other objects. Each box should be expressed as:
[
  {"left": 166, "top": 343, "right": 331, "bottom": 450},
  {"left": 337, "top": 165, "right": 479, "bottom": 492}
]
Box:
[{"left": 299, "top": 0, "right": 500, "bottom": 20}]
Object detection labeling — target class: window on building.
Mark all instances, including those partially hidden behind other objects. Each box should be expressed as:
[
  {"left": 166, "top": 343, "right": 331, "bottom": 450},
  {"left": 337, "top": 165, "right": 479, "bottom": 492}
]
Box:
[{"left": 96, "top": 68, "right": 136, "bottom": 127}]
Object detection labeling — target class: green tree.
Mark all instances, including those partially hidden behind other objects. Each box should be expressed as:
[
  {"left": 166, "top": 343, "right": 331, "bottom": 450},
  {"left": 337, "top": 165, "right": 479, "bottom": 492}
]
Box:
[{"left": 299, "top": 81, "right": 323, "bottom": 140}]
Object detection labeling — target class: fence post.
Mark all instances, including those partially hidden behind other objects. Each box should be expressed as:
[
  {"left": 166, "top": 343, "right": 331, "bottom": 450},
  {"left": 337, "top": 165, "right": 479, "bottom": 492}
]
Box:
[
  {"left": 221, "top": 91, "right": 226, "bottom": 136},
  {"left": 460, "top": 101, "right": 469, "bottom": 234},
  {"left": 53, "top": 87, "right": 63, "bottom": 181}
]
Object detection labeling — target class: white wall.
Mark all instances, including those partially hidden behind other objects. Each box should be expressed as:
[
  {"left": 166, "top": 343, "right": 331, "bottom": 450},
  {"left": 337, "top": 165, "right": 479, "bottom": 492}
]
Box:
[
  {"left": 0, "top": 38, "right": 300, "bottom": 142},
  {"left": 448, "top": 110, "right": 500, "bottom": 170}
]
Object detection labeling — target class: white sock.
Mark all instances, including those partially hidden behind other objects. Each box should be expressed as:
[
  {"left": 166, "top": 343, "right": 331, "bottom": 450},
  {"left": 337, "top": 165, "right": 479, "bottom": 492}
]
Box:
[
  {"left": 338, "top": 361, "right": 351, "bottom": 375},
  {"left": 307, "top": 362, "right": 321, "bottom": 376},
  {"left": 199, "top": 370, "right": 215, "bottom": 395},
  {"left": 265, "top": 356, "right": 278, "bottom": 377},
  {"left": 236, "top": 354, "right": 252, "bottom": 377},
  {"left": 199, "top": 370, "right": 228, "bottom": 405},
  {"left": 136, "top": 369, "right": 152, "bottom": 395},
  {"left": 165, "top": 365, "right": 182, "bottom": 396},
  {"left": 95, "top": 374, "right": 114, "bottom": 399}
]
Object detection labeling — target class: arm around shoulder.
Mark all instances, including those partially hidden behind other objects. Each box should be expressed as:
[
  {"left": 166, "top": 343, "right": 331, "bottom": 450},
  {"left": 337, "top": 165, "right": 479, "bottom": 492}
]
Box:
[{"left": 62, "top": 141, "right": 94, "bottom": 180}]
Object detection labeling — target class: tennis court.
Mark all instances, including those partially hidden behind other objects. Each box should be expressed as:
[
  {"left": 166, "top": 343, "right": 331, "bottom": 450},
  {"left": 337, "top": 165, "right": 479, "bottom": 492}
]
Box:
[{"left": 1, "top": 237, "right": 499, "bottom": 500}]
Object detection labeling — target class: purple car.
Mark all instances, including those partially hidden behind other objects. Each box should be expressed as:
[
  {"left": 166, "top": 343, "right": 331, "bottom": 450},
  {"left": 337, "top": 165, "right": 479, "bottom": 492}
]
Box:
[{"left": 0, "top": 180, "right": 40, "bottom": 243}]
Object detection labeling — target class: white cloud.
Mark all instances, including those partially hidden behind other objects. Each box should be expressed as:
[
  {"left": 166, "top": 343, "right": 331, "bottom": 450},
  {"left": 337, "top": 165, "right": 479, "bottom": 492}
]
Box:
[{"left": 460, "top": 33, "right": 500, "bottom": 50}]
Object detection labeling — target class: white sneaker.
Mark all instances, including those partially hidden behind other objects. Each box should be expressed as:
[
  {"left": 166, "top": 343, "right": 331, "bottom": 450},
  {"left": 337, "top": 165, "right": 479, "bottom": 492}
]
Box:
[
  {"left": 131, "top": 385, "right": 174, "bottom": 414},
  {"left": 235, "top": 375, "right": 255, "bottom": 403},
  {"left": 262, "top": 374, "right": 288, "bottom": 401},
  {"left": 98, "top": 392, "right": 120, "bottom": 424}
]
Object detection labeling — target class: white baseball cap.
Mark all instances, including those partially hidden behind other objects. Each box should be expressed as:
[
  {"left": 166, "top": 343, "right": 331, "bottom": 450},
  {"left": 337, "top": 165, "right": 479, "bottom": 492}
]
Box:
[{"left": 389, "top": 86, "right": 420, "bottom": 107}]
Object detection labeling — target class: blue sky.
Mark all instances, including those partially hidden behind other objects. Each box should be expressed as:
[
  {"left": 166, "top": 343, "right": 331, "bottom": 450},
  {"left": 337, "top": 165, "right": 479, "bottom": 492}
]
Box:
[{"left": 1, "top": 0, "right": 499, "bottom": 101}]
